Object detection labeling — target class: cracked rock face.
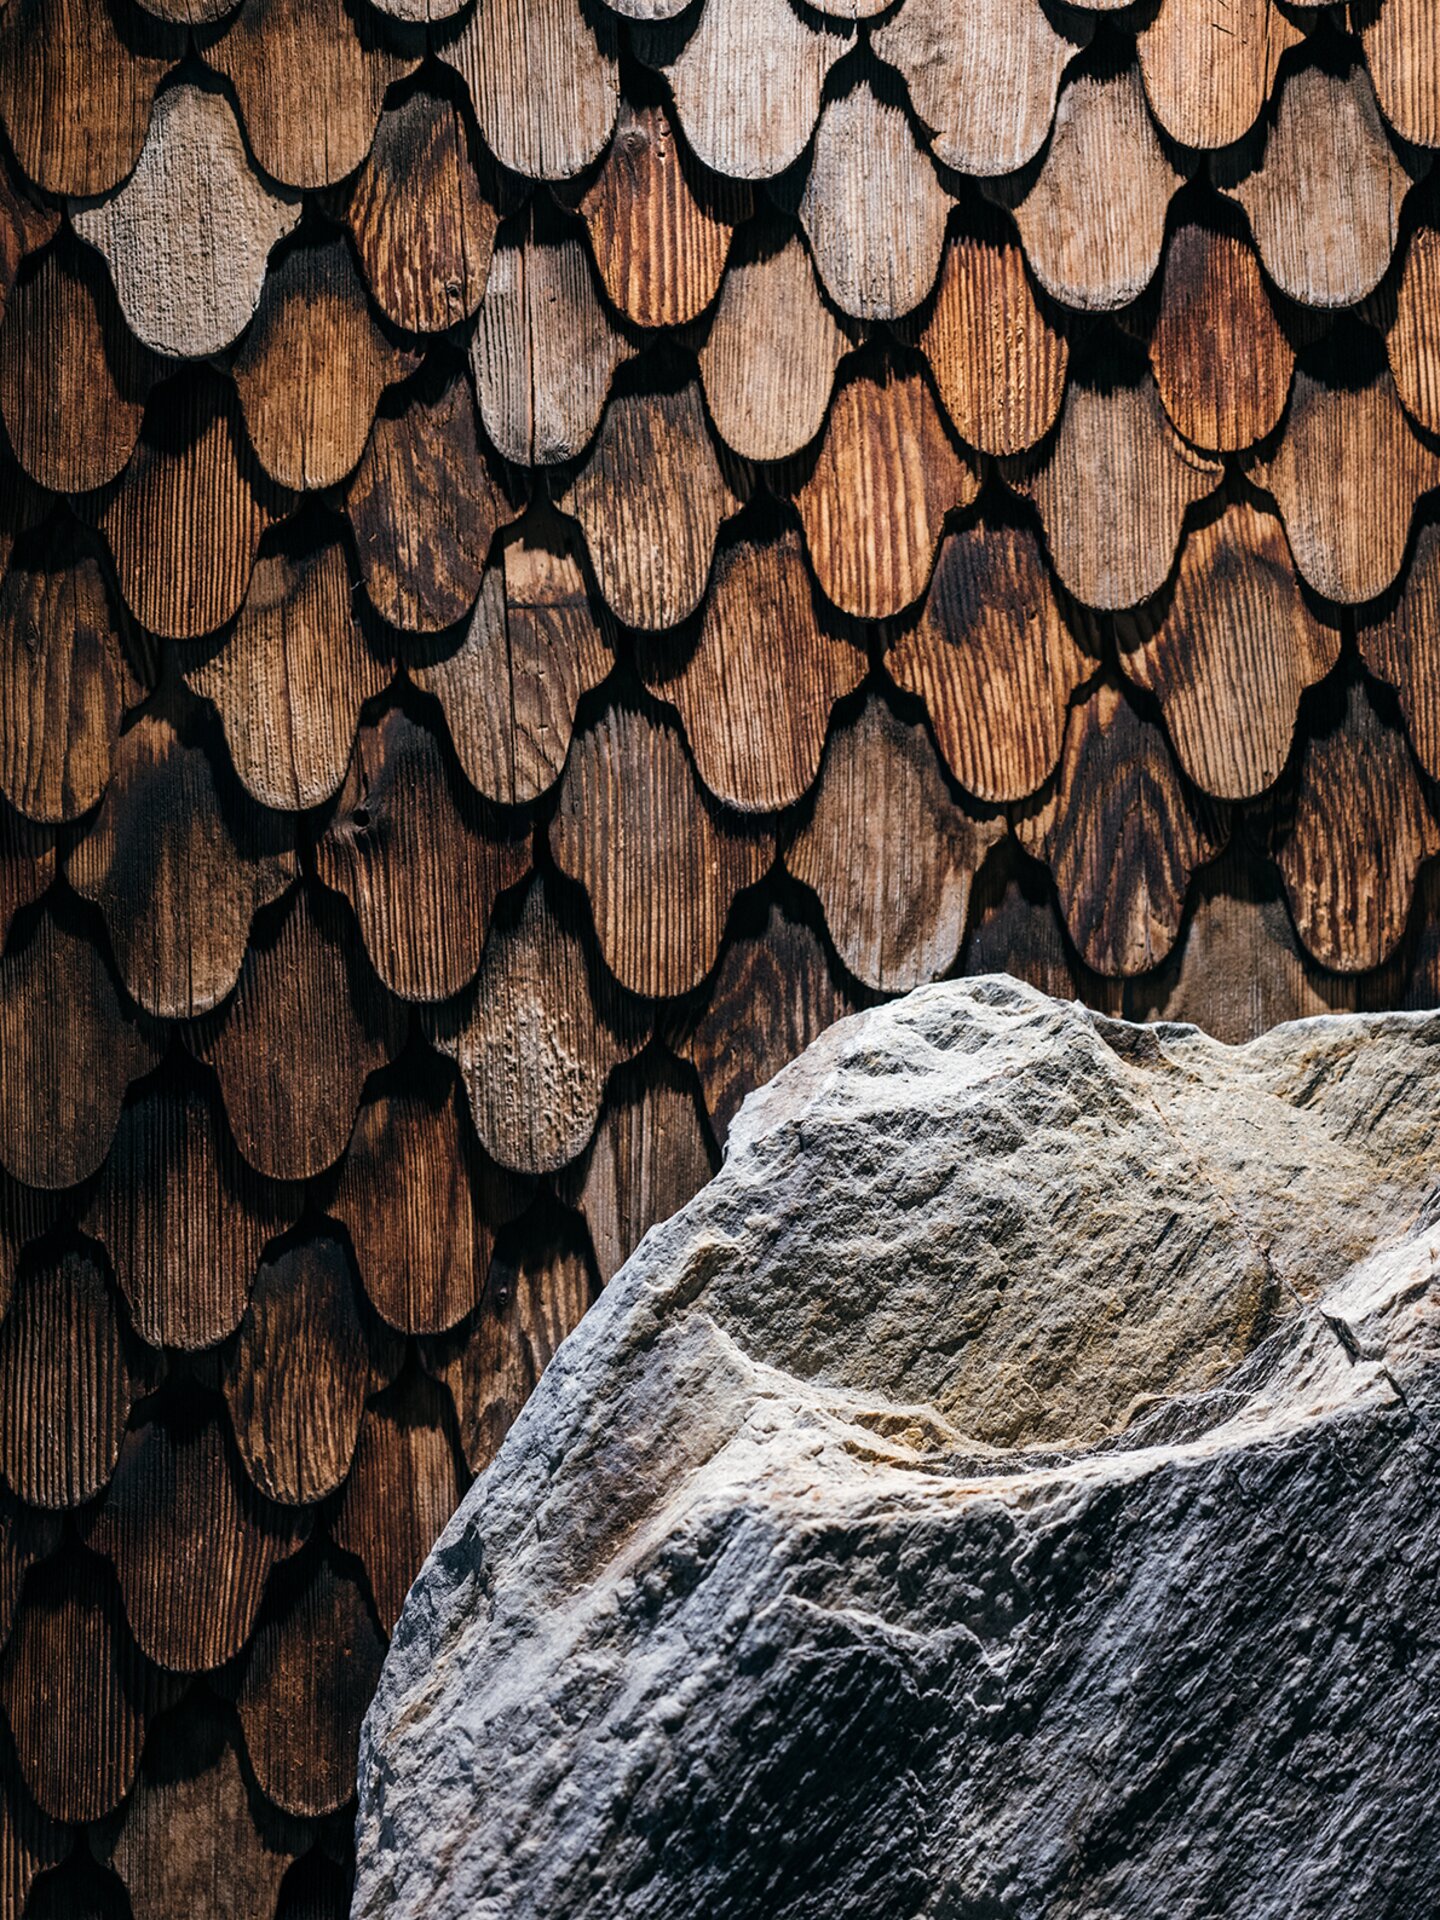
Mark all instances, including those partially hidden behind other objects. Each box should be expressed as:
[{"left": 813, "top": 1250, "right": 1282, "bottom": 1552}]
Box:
[{"left": 354, "top": 977, "right": 1440, "bottom": 1920}]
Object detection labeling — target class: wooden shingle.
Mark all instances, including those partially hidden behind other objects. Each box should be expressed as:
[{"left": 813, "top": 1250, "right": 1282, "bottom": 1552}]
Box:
[
  {"left": 1359, "top": 519, "right": 1440, "bottom": 781},
  {"left": 1137, "top": 0, "right": 1303, "bottom": 150},
  {"left": 888, "top": 520, "right": 1097, "bottom": 804},
  {"left": 577, "top": 1055, "right": 714, "bottom": 1283},
  {"left": 190, "top": 886, "right": 403, "bottom": 1182},
  {"left": 697, "top": 222, "right": 847, "bottom": 463},
  {"left": 426, "top": 874, "right": 649, "bottom": 1175},
  {"left": 70, "top": 83, "right": 300, "bottom": 360},
  {"left": 920, "top": 211, "right": 1069, "bottom": 459},
  {"left": 794, "top": 352, "right": 979, "bottom": 620},
  {"left": 0, "top": 906, "right": 160, "bottom": 1189},
  {"left": 223, "top": 1234, "right": 372, "bottom": 1507},
  {"left": 0, "top": 240, "right": 153, "bottom": 494},
  {"left": 437, "top": 0, "right": 618, "bottom": 182},
  {"left": 68, "top": 707, "right": 297, "bottom": 1022},
  {"left": 87, "top": 1079, "right": 299, "bottom": 1351},
  {"left": 232, "top": 235, "right": 421, "bottom": 494},
  {"left": 204, "top": 0, "right": 418, "bottom": 191},
  {"left": 346, "top": 85, "right": 497, "bottom": 334},
  {"left": 471, "top": 204, "right": 633, "bottom": 467},
  {"left": 0, "top": 516, "right": 133, "bottom": 825},
  {"left": 872, "top": 0, "right": 1090, "bottom": 177},
  {"left": 786, "top": 696, "right": 1004, "bottom": 992},
  {"left": 332, "top": 1373, "right": 464, "bottom": 1629},
  {"left": 346, "top": 363, "right": 512, "bottom": 634},
  {"left": 550, "top": 702, "right": 771, "bottom": 998},
  {"left": 1216, "top": 62, "right": 1416, "bottom": 308},
  {"left": 412, "top": 522, "right": 612, "bottom": 808},
  {"left": 0, "top": 1250, "right": 133, "bottom": 1509},
  {"left": 1277, "top": 676, "right": 1438, "bottom": 972},
  {"left": 314, "top": 706, "right": 530, "bottom": 1002},
  {"left": 639, "top": 527, "right": 866, "bottom": 813},
  {"left": 1118, "top": 500, "right": 1340, "bottom": 801},
  {"left": 557, "top": 375, "right": 741, "bottom": 631},
  {"left": 0, "top": 0, "right": 181, "bottom": 199},
  {"left": 87, "top": 1406, "right": 309, "bottom": 1673},
  {"left": 186, "top": 535, "right": 391, "bottom": 814},
  {"left": 1015, "top": 678, "right": 1224, "bottom": 975}
]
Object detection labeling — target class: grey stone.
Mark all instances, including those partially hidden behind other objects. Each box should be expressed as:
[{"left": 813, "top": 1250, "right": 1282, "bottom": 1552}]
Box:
[{"left": 354, "top": 977, "right": 1440, "bottom": 1920}]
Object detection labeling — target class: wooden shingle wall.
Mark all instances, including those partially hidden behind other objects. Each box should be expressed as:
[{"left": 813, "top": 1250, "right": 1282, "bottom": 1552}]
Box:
[{"left": 0, "top": 0, "right": 1438, "bottom": 1911}]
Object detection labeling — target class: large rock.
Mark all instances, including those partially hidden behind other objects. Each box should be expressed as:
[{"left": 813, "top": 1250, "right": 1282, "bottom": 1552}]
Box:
[{"left": 354, "top": 978, "right": 1440, "bottom": 1920}]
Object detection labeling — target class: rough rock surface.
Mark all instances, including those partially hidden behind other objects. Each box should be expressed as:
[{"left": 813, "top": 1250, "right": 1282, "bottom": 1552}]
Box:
[{"left": 354, "top": 978, "right": 1440, "bottom": 1920}]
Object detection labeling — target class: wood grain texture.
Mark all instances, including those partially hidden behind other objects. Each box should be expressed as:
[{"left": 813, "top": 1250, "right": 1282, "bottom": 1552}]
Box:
[
  {"left": 437, "top": 0, "right": 618, "bottom": 181},
  {"left": 1248, "top": 359, "right": 1440, "bottom": 603},
  {"left": 332, "top": 1373, "right": 464, "bottom": 1628},
  {"left": 426, "top": 1210, "right": 592, "bottom": 1473},
  {"left": 962, "top": 851, "right": 1092, "bottom": 1005},
  {"left": 204, "top": 0, "right": 417, "bottom": 190},
  {"left": 550, "top": 703, "right": 771, "bottom": 997},
  {"left": 580, "top": 97, "right": 746, "bottom": 329},
  {"left": 0, "top": 1549, "right": 149, "bottom": 1821},
  {"left": 346, "top": 85, "right": 496, "bottom": 334},
  {"left": 186, "top": 538, "right": 390, "bottom": 813},
  {"left": 1359, "top": 520, "right": 1440, "bottom": 779},
  {"left": 1149, "top": 218, "right": 1294, "bottom": 452},
  {"left": 111, "top": 1702, "right": 302, "bottom": 1920},
  {"left": 794, "top": 355, "right": 979, "bottom": 619},
  {"left": 0, "top": 241, "right": 153, "bottom": 493},
  {"left": 1127, "top": 848, "right": 1356, "bottom": 1043},
  {"left": 787, "top": 695, "right": 1004, "bottom": 991},
  {"left": 557, "top": 376, "right": 740, "bottom": 630},
  {"left": 314, "top": 706, "right": 530, "bottom": 1002},
  {"left": 332, "top": 1067, "right": 523, "bottom": 1334},
  {"left": 0, "top": 517, "right": 132, "bottom": 824},
  {"left": 639, "top": 528, "right": 864, "bottom": 812},
  {"left": 797, "top": 75, "right": 951, "bottom": 321},
  {"left": 0, "top": 907, "right": 160, "bottom": 1189},
  {"left": 68, "top": 707, "right": 297, "bottom": 1021},
  {"left": 412, "top": 519, "right": 611, "bottom": 806},
  {"left": 223, "top": 1234, "right": 370, "bottom": 1506},
  {"left": 426, "top": 873, "right": 648, "bottom": 1174},
  {"left": 71, "top": 83, "right": 300, "bottom": 359},
  {"left": 652, "top": 0, "right": 850, "bottom": 180},
  {"left": 346, "top": 364, "right": 509, "bottom": 633},
  {"left": 0, "top": 1174, "right": 64, "bottom": 1329},
  {"left": 697, "top": 223, "right": 846, "bottom": 462},
  {"left": 232, "top": 235, "right": 421, "bottom": 493},
  {"left": 0, "top": 1251, "right": 133, "bottom": 1509},
  {"left": 1137, "top": 0, "right": 1302, "bottom": 148},
  {"left": 1216, "top": 64, "right": 1415, "bottom": 308},
  {"left": 367, "top": 0, "right": 465, "bottom": 18},
  {"left": 1009, "top": 354, "right": 1221, "bottom": 609},
  {"left": 1119, "top": 500, "right": 1340, "bottom": 800},
  {"left": 577, "top": 1055, "right": 714, "bottom": 1283},
  {"left": 872, "top": 0, "right": 1090, "bottom": 176},
  {"left": 1357, "top": 0, "right": 1440, "bottom": 147},
  {"left": 888, "top": 522, "right": 1097, "bottom": 803},
  {"left": 87, "top": 1081, "right": 298, "bottom": 1350},
  {"left": 0, "top": 801, "right": 55, "bottom": 948},
  {"left": 0, "top": 1717, "right": 67, "bottom": 1918},
  {"left": 99, "top": 368, "right": 288, "bottom": 641},
  {"left": 0, "top": 152, "right": 59, "bottom": 330},
  {"left": 190, "top": 886, "right": 403, "bottom": 1181},
  {"left": 1015, "top": 679, "right": 1223, "bottom": 976},
  {"left": 1387, "top": 224, "right": 1440, "bottom": 435},
  {"left": 1004, "top": 66, "right": 1181, "bottom": 312},
  {"left": 0, "top": 0, "right": 181, "bottom": 197},
  {"left": 920, "top": 214, "right": 1068, "bottom": 457},
  {"left": 1277, "top": 676, "right": 1439, "bottom": 971},
  {"left": 237, "top": 1553, "right": 385, "bottom": 1818},
  {"left": 87, "top": 1408, "right": 308, "bottom": 1673},
  {"left": 472, "top": 205, "right": 633, "bottom": 466},
  {"left": 678, "top": 900, "right": 854, "bottom": 1141}
]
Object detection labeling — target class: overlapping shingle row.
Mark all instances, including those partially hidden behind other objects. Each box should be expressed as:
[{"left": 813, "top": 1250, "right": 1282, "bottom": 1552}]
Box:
[{"left": 1, "top": 0, "right": 1438, "bottom": 1913}]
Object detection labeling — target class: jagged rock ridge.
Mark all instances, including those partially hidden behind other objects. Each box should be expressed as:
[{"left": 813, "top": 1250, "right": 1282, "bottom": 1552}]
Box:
[{"left": 355, "top": 977, "right": 1440, "bottom": 1920}]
